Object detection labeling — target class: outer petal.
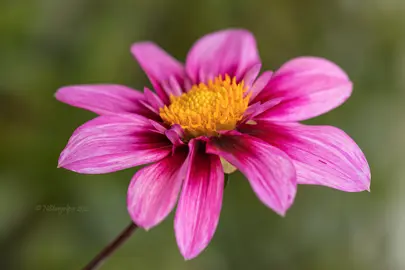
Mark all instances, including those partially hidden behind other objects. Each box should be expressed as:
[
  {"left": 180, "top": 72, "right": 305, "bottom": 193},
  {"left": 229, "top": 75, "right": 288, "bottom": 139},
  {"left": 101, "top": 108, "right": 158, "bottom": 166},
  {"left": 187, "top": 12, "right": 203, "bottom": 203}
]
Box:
[
  {"left": 254, "top": 57, "right": 352, "bottom": 121},
  {"left": 175, "top": 140, "right": 224, "bottom": 260},
  {"left": 186, "top": 29, "right": 261, "bottom": 83},
  {"left": 55, "top": 84, "right": 150, "bottom": 116},
  {"left": 131, "top": 42, "right": 186, "bottom": 103},
  {"left": 127, "top": 149, "right": 188, "bottom": 230},
  {"left": 58, "top": 114, "right": 171, "bottom": 174},
  {"left": 248, "top": 70, "right": 273, "bottom": 102},
  {"left": 206, "top": 131, "right": 297, "bottom": 216},
  {"left": 242, "top": 64, "right": 261, "bottom": 89},
  {"left": 148, "top": 119, "right": 167, "bottom": 134},
  {"left": 242, "top": 98, "right": 281, "bottom": 123},
  {"left": 141, "top": 87, "right": 165, "bottom": 114},
  {"left": 165, "top": 124, "right": 185, "bottom": 149},
  {"left": 239, "top": 121, "right": 370, "bottom": 192}
]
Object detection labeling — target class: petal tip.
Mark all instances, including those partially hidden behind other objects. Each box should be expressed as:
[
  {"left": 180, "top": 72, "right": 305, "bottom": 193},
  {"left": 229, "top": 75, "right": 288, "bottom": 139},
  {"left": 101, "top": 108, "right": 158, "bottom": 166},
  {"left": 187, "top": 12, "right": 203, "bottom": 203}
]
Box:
[
  {"left": 57, "top": 157, "right": 65, "bottom": 169},
  {"left": 211, "top": 28, "right": 253, "bottom": 36},
  {"left": 141, "top": 223, "right": 152, "bottom": 231},
  {"left": 54, "top": 86, "right": 68, "bottom": 101},
  {"left": 275, "top": 208, "right": 287, "bottom": 217},
  {"left": 183, "top": 255, "right": 195, "bottom": 261},
  {"left": 127, "top": 212, "right": 152, "bottom": 231},
  {"left": 179, "top": 247, "right": 200, "bottom": 261},
  {"left": 130, "top": 41, "right": 154, "bottom": 54},
  {"left": 364, "top": 181, "right": 371, "bottom": 193},
  {"left": 359, "top": 168, "right": 371, "bottom": 192}
]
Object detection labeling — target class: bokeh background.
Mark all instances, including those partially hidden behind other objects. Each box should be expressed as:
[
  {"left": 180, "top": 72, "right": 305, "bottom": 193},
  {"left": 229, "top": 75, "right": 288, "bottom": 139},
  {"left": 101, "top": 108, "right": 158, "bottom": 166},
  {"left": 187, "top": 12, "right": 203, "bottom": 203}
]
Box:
[{"left": 0, "top": 0, "right": 404, "bottom": 269}]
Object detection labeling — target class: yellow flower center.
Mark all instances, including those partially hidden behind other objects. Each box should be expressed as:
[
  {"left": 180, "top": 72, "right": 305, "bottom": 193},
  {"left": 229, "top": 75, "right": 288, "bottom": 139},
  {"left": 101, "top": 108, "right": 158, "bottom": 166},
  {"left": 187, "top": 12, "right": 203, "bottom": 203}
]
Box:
[{"left": 159, "top": 75, "right": 251, "bottom": 137}]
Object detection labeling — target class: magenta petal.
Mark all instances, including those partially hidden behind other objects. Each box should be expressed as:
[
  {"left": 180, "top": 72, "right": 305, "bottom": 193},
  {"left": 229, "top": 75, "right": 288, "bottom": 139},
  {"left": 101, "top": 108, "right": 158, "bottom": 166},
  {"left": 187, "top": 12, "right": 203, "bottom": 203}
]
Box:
[
  {"left": 55, "top": 84, "right": 148, "bottom": 115},
  {"left": 240, "top": 121, "right": 371, "bottom": 192},
  {"left": 127, "top": 150, "right": 187, "bottom": 230},
  {"left": 58, "top": 114, "right": 171, "bottom": 174},
  {"left": 206, "top": 132, "right": 297, "bottom": 216},
  {"left": 142, "top": 87, "right": 165, "bottom": 114},
  {"left": 162, "top": 76, "right": 185, "bottom": 98},
  {"left": 165, "top": 124, "right": 185, "bottom": 148},
  {"left": 242, "top": 98, "right": 282, "bottom": 122},
  {"left": 242, "top": 64, "right": 261, "bottom": 89},
  {"left": 131, "top": 42, "right": 185, "bottom": 104},
  {"left": 186, "top": 29, "right": 261, "bottom": 83},
  {"left": 175, "top": 140, "right": 224, "bottom": 260},
  {"left": 255, "top": 57, "right": 352, "bottom": 121},
  {"left": 148, "top": 119, "right": 167, "bottom": 134},
  {"left": 249, "top": 71, "right": 273, "bottom": 102}
]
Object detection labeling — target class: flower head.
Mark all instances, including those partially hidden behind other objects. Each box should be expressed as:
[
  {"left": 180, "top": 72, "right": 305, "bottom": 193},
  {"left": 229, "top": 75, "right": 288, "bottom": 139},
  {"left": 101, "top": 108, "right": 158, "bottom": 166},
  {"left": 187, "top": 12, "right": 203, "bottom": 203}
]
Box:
[
  {"left": 160, "top": 75, "right": 250, "bottom": 137},
  {"left": 56, "top": 29, "right": 371, "bottom": 259}
]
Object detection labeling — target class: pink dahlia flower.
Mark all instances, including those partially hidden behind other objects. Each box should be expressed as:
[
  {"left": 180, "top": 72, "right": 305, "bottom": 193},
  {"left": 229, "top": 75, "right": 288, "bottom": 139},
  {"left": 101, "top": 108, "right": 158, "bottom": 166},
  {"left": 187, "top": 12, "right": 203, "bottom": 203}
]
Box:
[{"left": 56, "top": 29, "right": 370, "bottom": 259}]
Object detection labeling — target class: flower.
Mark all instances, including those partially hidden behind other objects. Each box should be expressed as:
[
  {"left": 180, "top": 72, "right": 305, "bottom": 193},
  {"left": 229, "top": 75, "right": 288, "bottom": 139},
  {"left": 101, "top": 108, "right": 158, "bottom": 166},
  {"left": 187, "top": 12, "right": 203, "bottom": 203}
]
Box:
[{"left": 56, "top": 29, "right": 371, "bottom": 260}]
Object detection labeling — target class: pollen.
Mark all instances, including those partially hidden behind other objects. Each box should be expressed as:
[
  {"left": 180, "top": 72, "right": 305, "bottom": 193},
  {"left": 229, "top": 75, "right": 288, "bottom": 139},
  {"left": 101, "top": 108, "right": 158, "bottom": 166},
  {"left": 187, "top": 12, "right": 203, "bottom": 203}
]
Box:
[{"left": 159, "top": 75, "right": 251, "bottom": 137}]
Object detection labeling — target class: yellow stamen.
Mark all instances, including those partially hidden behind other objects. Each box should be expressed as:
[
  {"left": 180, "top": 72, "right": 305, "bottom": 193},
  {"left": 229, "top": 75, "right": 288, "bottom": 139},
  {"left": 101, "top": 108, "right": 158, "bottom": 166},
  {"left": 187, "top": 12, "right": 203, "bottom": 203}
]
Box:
[{"left": 160, "top": 75, "right": 250, "bottom": 137}]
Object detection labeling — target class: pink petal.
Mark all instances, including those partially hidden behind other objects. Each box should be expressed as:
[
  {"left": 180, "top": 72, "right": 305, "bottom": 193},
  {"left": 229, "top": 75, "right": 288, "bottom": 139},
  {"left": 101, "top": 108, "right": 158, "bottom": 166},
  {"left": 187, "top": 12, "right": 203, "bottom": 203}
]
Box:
[
  {"left": 249, "top": 70, "right": 273, "bottom": 101},
  {"left": 254, "top": 57, "right": 352, "bottom": 121},
  {"left": 162, "top": 76, "right": 185, "bottom": 97},
  {"left": 239, "top": 121, "right": 370, "bottom": 192},
  {"left": 242, "top": 98, "right": 282, "bottom": 123},
  {"left": 165, "top": 124, "right": 185, "bottom": 148},
  {"left": 242, "top": 64, "right": 261, "bottom": 89},
  {"left": 175, "top": 139, "right": 224, "bottom": 260},
  {"left": 142, "top": 87, "right": 165, "bottom": 114},
  {"left": 131, "top": 42, "right": 186, "bottom": 103},
  {"left": 55, "top": 84, "right": 150, "bottom": 116},
  {"left": 148, "top": 119, "right": 167, "bottom": 134},
  {"left": 58, "top": 114, "right": 171, "bottom": 174},
  {"left": 206, "top": 132, "right": 297, "bottom": 216},
  {"left": 127, "top": 149, "right": 188, "bottom": 230},
  {"left": 186, "top": 29, "right": 261, "bottom": 83}
]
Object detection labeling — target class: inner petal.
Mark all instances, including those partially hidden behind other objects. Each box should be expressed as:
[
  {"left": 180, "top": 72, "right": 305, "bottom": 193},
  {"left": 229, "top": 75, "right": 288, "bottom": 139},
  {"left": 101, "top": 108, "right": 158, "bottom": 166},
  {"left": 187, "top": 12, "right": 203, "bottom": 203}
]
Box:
[{"left": 159, "top": 75, "right": 251, "bottom": 138}]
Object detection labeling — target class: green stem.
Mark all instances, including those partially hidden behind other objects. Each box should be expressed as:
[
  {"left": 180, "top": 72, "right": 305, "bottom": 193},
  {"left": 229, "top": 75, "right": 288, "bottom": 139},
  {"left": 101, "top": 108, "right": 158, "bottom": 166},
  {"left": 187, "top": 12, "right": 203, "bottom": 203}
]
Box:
[
  {"left": 224, "top": 173, "right": 230, "bottom": 188},
  {"left": 82, "top": 222, "right": 138, "bottom": 270}
]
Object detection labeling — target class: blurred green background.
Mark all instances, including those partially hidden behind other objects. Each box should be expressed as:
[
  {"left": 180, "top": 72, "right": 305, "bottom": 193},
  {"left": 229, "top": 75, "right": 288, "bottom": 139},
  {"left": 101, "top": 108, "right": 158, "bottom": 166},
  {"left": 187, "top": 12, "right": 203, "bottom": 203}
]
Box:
[{"left": 0, "top": 0, "right": 403, "bottom": 269}]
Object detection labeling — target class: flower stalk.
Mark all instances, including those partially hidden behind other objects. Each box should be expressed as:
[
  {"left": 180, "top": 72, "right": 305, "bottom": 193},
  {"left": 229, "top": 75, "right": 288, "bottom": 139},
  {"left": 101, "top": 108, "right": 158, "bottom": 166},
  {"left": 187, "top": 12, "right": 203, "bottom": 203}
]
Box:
[{"left": 82, "top": 222, "right": 138, "bottom": 270}]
